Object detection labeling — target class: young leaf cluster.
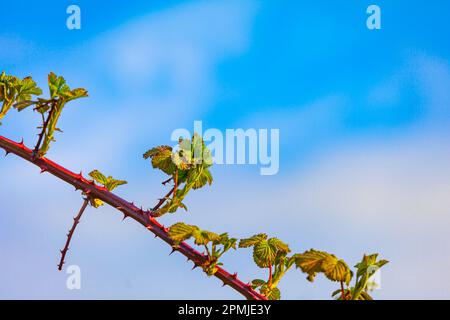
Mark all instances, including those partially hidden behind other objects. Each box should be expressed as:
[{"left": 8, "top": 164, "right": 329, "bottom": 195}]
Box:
[
  {"left": 330, "top": 254, "right": 389, "bottom": 300},
  {"left": 143, "top": 134, "right": 213, "bottom": 217},
  {"left": 0, "top": 71, "right": 87, "bottom": 157},
  {"left": 169, "top": 222, "right": 237, "bottom": 275},
  {"left": 34, "top": 73, "right": 88, "bottom": 157},
  {"left": 295, "top": 250, "right": 388, "bottom": 300},
  {"left": 0, "top": 71, "right": 42, "bottom": 125},
  {"left": 239, "top": 234, "right": 293, "bottom": 300}
]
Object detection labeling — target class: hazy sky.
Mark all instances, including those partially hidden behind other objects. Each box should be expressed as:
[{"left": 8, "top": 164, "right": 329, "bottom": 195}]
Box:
[{"left": 1, "top": 0, "right": 450, "bottom": 299}]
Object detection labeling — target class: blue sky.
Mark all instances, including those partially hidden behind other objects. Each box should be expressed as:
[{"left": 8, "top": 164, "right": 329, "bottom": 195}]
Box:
[{"left": 1, "top": 0, "right": 450, "bottom": 299}]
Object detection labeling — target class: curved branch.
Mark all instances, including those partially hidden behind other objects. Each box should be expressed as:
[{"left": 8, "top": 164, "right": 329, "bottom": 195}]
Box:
[{"left": 0, "top": 135, "right": 266, "bottom": 300}]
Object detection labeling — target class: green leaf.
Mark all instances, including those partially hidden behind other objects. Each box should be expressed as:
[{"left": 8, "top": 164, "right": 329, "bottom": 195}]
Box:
[
  {"left": 89, "top": 198, "right": 104, "bottom": 208},
  {"left": 88, "top": 170, "right": 128, "bottom": 191},
  {"left": 253, "top": 241, "right": 277, "bottom": 267},
  {"left": 217, "top": 234, "right": 237, "bottom": 252},
  {"left": 192, "top": 229, "right": 220, "bottom": 246},
  {"left": 324, "top": 259, "right": 353, "bottom": 286},
  {"left": 261, "top": 285, "right": 281, "bottom": 300},
  {"left": 13, "top": 100, "right": 35, "bottom": 111},
  {"left": 47, "top": 72, "right": 88, "bottom": 102},
  {"left": 48, "top": 72, "right": 70, "bottom": 98},
  {"left": 294, "top": 249, "right": 337, "bottom": 282},
  {"left": 168, "top": 223, "right": 199, "bottom": 244},
  {"left": 239, "top": 234, "right": 268, "bottom": 248},
  {"left": 63, "top": 87, "right": 88, "bottom": 101},
  {"left": 268, "top": 238, "right": 290, "bottom": 253},
  {"left": 240, "top": 234, "right": 290, "bottom": 268},
  {"left": 191, "top": 168, "right": 213, "bottom": 189},
  {"left": 89, "top": 170, "right": 108, "bottom": 185},
  {"left": 105, "top": 178, "right": 127, "bottom": 192},
  {"left": 295, "top": 249, "right": 353, "bottom": 286},
  {"left": 355, "top": 254, "right": 389, "bottom": 279},
  {"left": 143, "top": 146, "right": 176, "bottom": 175},
  {"left": 15, "top": 76, "right": 42, "bottom": 103}
]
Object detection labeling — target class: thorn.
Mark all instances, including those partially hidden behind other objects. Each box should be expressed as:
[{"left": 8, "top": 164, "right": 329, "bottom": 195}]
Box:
[
  {"left": 231, "top": 272, "right": 238, "bottom": 279},
  {"left": 40, "top": 166, "right": 47, "bottom": 174},
  {"left": 122, "top": 214, "right": 128, "bottom": 221},
  {"left": 222, "top": 282, "right": 227, "bottom": 287},
  {"left": 4, "top": 150, "right": 10, "bottom": 157},
  {"left": 169, "top": 248, "right": 177, "bottom": 256},
  {"left": 192, "top": 264, "right": 198, "bottom": 270}
]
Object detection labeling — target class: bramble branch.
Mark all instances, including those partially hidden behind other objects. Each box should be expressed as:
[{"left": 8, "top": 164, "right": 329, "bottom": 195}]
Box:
[
  {"left": 0, "top": 135, "right": 266, "bottom": 300},
  {"left": 1, "top": 71, "right": 388, "bottom": 300},
  {"left": 58, "top": 198, "right": 89, "bottom": 271}
]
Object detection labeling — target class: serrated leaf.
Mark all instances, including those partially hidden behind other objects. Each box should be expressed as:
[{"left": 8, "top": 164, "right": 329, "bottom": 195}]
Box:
[
  {"left": 13, "top": 100, "right": 34, "bottom": 111},
  {"left": 324, "top": 259, "right": 352, "bottom": 286},
  {"left": 294, "top": 249, "right": 337, "bottom": 282},
  {"left": 253, "top": 241, "right": 277, "bottom": 267},
  {"left": 64, "top": 88, "right": 88, "bottom": 101},
  {"left": 89, "top": 170, "right": 108, "bottom": 185},
  {"left": 220, "top": 235, "right": 237, "bottom": 252},
  {"left": 191, "top": 168, "right": 213, "bottom": 190},
  {"left": 192, "top": 229, "right": 220, "bottom": 246},
  {"left": 15, "top": 76, "right": 42, "bottom": 103},
  {"left": 89, "top": 170, "right": 127, "bottom": 192},
  {"left": 168, "top": 222, "right": 198, "bottom": 244},
  {"left": 239, "top": 234, "right": 268, "bottom": 248},
  {"left": 105, "top": 179, "right": 127, "bottom": 192},
  {"left": 48, "top": 72, "right": 70, "bottom": 98},
  {"left": 143, "top": 146, "right": 176, "bottom": 175},
  {"left": 261, "top": 285, "right": 281, "bottom": 300},
  {"left": 241, "top": 234, "right": 290, "bottom": 269},
  {"left": 268, "top": 238, "right": 290, "bottom": 253}
]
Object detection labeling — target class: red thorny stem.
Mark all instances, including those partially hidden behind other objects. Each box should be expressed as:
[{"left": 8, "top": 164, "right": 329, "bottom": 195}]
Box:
[
  {"left": 58, "top": 198, "right": 89, "bottom": 271},
  {"left": 0, "top": 135, "right": 266, "bottom": 300}
]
